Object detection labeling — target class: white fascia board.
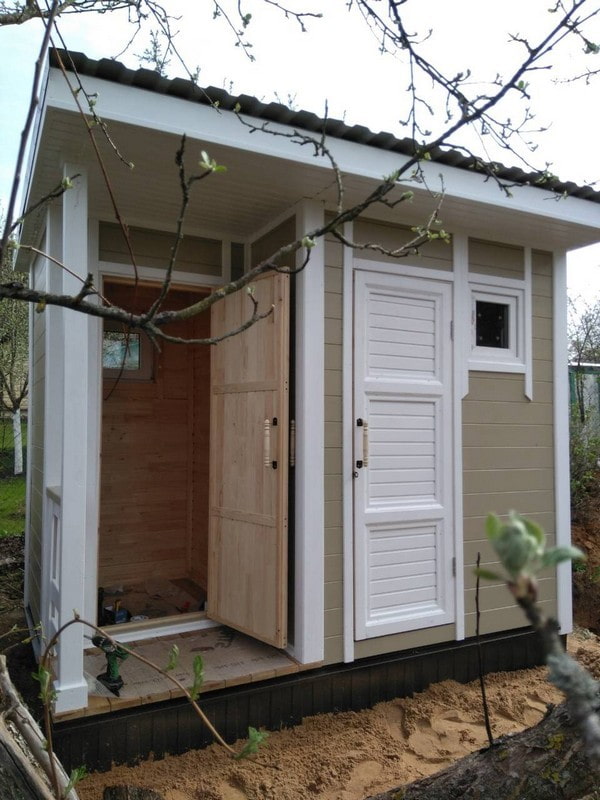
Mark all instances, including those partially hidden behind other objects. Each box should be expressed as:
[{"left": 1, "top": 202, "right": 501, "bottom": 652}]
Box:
[
  {"left": 44, "top": 68, "right": 600, "bottom": 239},
  {"left": 21, "top": 58, "right": 51, "bottom": 216}
]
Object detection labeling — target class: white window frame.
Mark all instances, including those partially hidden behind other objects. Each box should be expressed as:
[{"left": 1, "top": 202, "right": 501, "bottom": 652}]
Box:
[{"left": 469, "top": 278, "right": 525, "bottom": 373}]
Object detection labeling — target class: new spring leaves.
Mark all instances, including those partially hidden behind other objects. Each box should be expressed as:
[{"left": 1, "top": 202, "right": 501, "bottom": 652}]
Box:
[{"left": 477, "top": 512, "right": 584, "bottom": 600}]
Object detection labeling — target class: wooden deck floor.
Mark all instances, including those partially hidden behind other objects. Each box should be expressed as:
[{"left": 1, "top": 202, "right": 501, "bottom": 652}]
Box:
[{"left": 55, "top": 626, "right": 309, "bottom": 722}]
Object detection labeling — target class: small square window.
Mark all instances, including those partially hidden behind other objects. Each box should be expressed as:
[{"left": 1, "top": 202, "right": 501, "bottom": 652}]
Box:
[
  {"left": 469, "top": 283, "right": 525, "bottom": 373},
  {"left": 475, "top": 300, "right": 509, "bottom": 349},
  {"left": 103, "top": 325, "right": 154, "bottom": 381},
  {"left": 102, "top": 331, "right": 141, "bottom": 370}
]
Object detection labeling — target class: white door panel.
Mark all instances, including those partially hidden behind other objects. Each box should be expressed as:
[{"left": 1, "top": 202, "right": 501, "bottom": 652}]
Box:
[{"left": 354, "top": 270, "right": 455, "bottom": 639}]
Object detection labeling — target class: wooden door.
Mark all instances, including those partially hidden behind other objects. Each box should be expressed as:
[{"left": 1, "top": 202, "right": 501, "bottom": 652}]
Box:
[
  {"left": 208, "top": 274, "right": 290, "bottom": 647},
  {"left": 353, "top": 270, "right": 455, "bottom": 639}
]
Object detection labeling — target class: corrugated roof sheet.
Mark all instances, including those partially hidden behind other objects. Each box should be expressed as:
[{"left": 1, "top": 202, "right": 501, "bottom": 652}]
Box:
[{"left": 49, "top": 48, "right": 600, "bottom": 205}]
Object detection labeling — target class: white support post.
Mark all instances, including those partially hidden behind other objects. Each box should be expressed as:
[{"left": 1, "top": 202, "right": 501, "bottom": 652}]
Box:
[
  {"left": 39, "top": 205, "right": 65, "bottom": 647},
  {"left": 342, "top": 222, "right": 355, "bottom": 663},
  {"left": 452, "top": 232, "right": 468, "bottom": 640},
  {"left": 292, "top": 199, "right": 325, "bottom": 664},
  {"left": 54, "top": 166, "right": 89, "bottom": 713},
  {"left": 553, "top": 250, "right": 573, "bottom": 635}
]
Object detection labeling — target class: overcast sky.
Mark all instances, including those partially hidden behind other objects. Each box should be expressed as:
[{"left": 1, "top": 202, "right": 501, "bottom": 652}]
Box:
[{"left": 1, "top": 0, "right": 600, "bottom": 298}]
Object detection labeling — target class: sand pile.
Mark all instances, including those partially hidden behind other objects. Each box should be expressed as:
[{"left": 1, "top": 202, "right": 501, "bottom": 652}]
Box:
[{"left": 77, "top": 629, "right": 600, "bottom": 800}]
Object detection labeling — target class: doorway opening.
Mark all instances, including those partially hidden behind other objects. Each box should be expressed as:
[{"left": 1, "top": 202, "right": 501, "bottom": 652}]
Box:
[
  {"left": 98, "top": 280, "right": 211, "bottom": 629},
  {"left": 97, "top": 274, "right": 291, "bottom": 649}
]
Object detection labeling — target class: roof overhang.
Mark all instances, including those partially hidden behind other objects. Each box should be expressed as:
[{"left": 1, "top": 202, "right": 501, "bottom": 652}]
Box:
[{"left": 17, "top": 55, "right": 600, "bottom": 269}]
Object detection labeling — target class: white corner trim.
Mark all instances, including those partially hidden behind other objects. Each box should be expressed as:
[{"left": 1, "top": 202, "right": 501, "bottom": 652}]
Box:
[
  {"left": 524, "top": 248, "right": 533, "bottom": 401},
  {"left": 552, "top": 250, "right": 573, "bottom": 635},
  {"left": 452, "top": 233, "right": 468, "bottom": 639},
  {"left": 452, "top": 233, "right": 470, "bottom": 400},
  {"left": 56, "top": 165, "right": 89, "bottom": 712},
  {"left": 291, "top": 199, "right": 324, "bottom": 664},
  {"left": 53, "top": 679, "right": 89, "bottom": 715},
  {"left": 342, "top": 222, "right": 355, "bottom": 663}
]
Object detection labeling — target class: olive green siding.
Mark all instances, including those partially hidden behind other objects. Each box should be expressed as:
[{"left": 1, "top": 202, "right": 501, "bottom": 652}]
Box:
[
  {"left": 27, "top": 256, "right": 46, "bottom": 626},
  {"left": 322, "top": 223, "right": 556, "bottom": 663},
  {"left": 463, "top": 247, "right": 556, "bottom": 636},
  {"left": 251, "top": 217, "right": 296, "bottom": 267},
  {"left": 99, "top": 222, "right": 222, "bottom": 276},
  {"left": 353, "top": 219, "right": 453, "bottom": 270}
]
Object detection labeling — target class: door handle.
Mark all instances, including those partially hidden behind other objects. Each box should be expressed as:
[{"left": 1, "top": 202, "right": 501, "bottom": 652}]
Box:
[
  {"left": 356, "top": 417, "right": 369, "bottom": 469},
  {"left": 264, "top": 418, "right": 271, "bottom": 467}
]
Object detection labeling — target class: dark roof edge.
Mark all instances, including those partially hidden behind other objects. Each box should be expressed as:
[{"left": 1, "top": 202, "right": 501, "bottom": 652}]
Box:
[{"left": 49, "top": 48, "right": 600, "bottom": 205}]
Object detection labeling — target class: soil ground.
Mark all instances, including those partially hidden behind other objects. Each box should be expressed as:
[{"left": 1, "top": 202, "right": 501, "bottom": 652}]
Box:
[
  {"left": 1, "top": 532, "right": 600, "bottom": 800},
  {"left": 571, "top": 517, "right": 600, "bottom": 635}
]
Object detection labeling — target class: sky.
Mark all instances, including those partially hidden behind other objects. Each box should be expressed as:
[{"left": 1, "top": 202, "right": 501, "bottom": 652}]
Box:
[{"left": 1, "top": 0, "right": 600, "bottom": 299}]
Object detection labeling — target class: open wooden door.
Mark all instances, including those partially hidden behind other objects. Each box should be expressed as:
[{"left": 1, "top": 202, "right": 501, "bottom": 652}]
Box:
[{"left": 208, "top": 274, "right": 290, "bottom": 647}]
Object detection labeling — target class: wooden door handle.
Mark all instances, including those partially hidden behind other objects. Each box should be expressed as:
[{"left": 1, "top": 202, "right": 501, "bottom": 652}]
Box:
[{"left": 264, "top": 418, "right": 271, "bottom": 467}]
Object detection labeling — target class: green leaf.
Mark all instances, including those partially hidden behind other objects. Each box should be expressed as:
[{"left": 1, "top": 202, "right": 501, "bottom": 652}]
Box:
[
  {"left": 190, "top": 654, "right": 204, "bottom": 700},
  {"left": 165, "top": 644, "right": 179, "bottom": 672},
  {"left": 32, "top": 665, "right": 56, "bottom": 704},
  {"left": 541, "top": 546, "right": 585, "bottom": 569},
  {"left": 485, "top": 513, "right": 501, "bottom": 541},
  {"left": 234, "top": 726, "right": 269, "bottom": 760},
  {"left": 521, "top": 516, "right": 545, "bottom": 547},
  {"left": 199, "top": 150, "right": 227, "bottom": 173},
  {"left": 302, "top": 236, "right": 316, "bottom": 249},
  {"left": 64, "top": 765, "right": 87, "bottom": 795},
  {"left": 473, "top": 567, "right": 502, "bottom": 582}
]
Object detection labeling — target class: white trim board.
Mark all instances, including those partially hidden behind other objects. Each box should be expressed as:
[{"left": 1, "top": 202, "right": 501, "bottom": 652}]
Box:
[
  {"left": 290, "top": 199, "right": 325, "bottom": 665},
  {"left": 553, "top": 250, "right": 573, "bottom": 635},
  {"left": 342, "top": 223, "right": 355, "bottom": 663},
  {"left": 451, "top": 233, "right": 468, "bottom": 637},
  {"left": 42, "top": 67, "right": 600, "bottom": 236}
]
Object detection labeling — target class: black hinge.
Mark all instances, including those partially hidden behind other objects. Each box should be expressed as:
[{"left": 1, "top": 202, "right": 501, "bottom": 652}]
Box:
[{"left": 452, "top": 556, "right": 456, "bottom": 577}]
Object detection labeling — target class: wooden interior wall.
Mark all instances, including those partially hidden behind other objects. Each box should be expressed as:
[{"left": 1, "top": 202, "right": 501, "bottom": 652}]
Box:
[
  {"left": 191, "top": 313, "right": 211, "bottom": 589},
  {"left": 99, "top": 282, "right": 210, "bottom": 588}
]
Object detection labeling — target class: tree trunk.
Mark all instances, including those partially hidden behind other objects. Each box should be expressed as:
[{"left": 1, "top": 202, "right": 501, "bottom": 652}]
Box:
[
  {"left": 11, "top": 407, "right": 22, "bottom": 476},
  {"left": 0, "top": 656, "right": 78, "bottom": 800},
  {"left": 366, "top": 701, "right": 600, "bottom": 800}
]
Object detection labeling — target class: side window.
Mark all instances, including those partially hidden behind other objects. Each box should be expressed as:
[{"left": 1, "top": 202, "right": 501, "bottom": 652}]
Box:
[
  {"left": 102, "top": 324, "right": 154, "bottom": 380},
  {"left": 469, "top": 283, "right": 525, "bottom": 373}
]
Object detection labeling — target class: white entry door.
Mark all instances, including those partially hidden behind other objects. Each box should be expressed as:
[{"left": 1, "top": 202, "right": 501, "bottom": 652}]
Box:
[{"left": 353, "top": 269, "right": 455, "bottom": 639}]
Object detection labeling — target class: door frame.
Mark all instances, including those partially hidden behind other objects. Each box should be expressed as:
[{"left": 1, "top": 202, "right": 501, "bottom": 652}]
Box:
[
  {"left": 86, "top": 205, "right": 326, "bottom": 665},
  {"left": 342, "top": 254, "right": 465, "bottom": 661}
]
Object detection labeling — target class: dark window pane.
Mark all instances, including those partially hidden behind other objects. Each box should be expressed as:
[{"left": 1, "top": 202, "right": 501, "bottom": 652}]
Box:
[{"left": 476, "top": 301, "right": 509, "bottom": 349}]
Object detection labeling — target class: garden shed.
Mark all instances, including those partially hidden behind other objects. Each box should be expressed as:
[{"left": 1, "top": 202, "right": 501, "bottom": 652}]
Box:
[{"left": 16, "top": 48, "right": 600, "bottom": 769}]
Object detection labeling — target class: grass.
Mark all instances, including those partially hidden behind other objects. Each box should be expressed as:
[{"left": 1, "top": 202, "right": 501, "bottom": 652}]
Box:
[
  {"left": 0, "top": 476, "right": 25, "bottom": 536},
  {"left": 0, "top": 416, "right": 26, "bottom": 538}
]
